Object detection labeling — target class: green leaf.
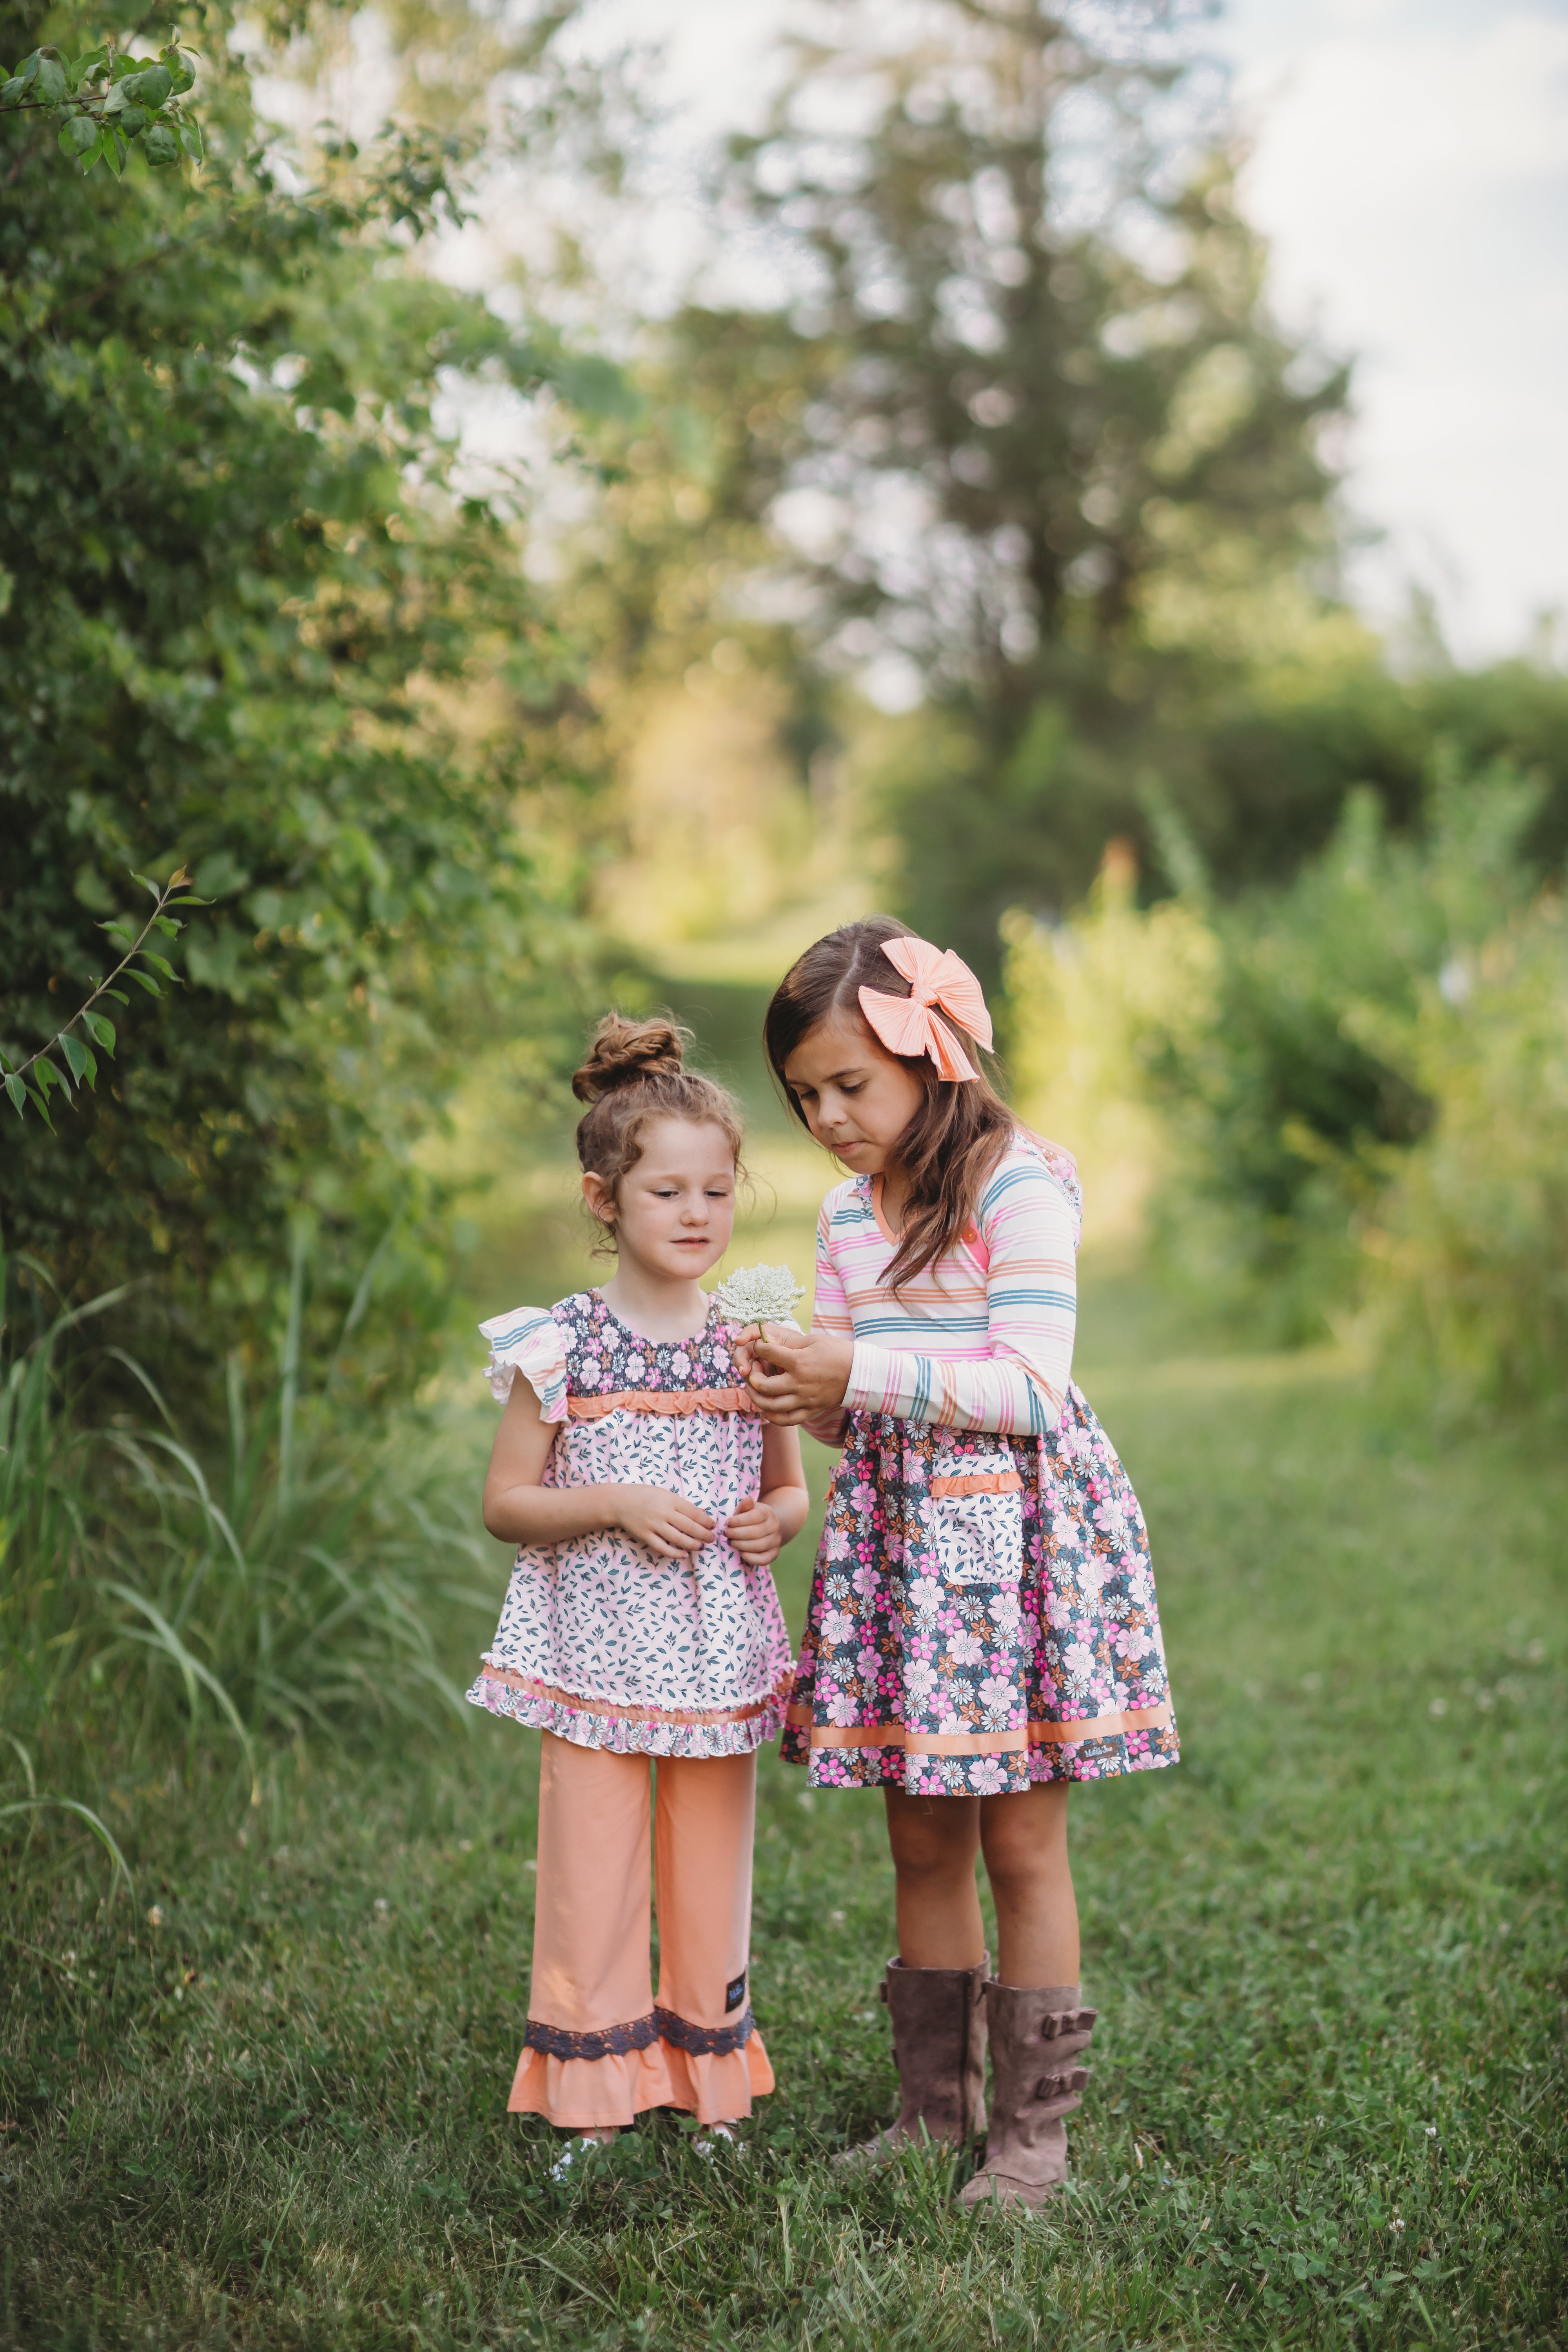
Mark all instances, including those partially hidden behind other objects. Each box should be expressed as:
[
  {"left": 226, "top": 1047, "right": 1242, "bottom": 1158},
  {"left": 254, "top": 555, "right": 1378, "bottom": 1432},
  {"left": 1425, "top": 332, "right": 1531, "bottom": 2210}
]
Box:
[
  {"left": 178, "top": 120, "right": 202, "bottom": 161},
  {"left": 60, "top": 113, "right": 97, "bottom": 155},
  {"left": 125, "top": 968, "right": 162, "bottom": 995},
  {"left": 35, "top": 54, "right": 67, "bottom": 104},
  {"left": 4, "top": 1073, "right": 24, "bottom": 1119},
  {"left": 103, "top": 989, "right": 129, "bottom": 1007},
  {"left": 60, "top": 1032, "right": 96, "bottom": 1088},
  {"left": 0, "top": 77, "right": 25, "bottom": 108},
  {"left": 27, "top": 1082, "right": 55, "bottom": 1130},
  {"left": 151, "top": 914, "right": 181, "bottom": 936},
  {"left": 130, "top": 871, "right": 163, "bottom": 900},
  {"left": 143, "top": 122, "right": 178, "bottom": 167},
  {"left": 166, "top": 895, "right": 212, "bottom": 907},
  {"left": 140, "top": 953, "right": 179, "bottom": 982},
  {"left": 84, "top": 1011, "right": 116, "bottom": 1054},
  {"left": 78, "top": 128, "right": 106, "bottom": 175},
  {"left": 121, "top": 62, "right": 171, "bottom": 108}
]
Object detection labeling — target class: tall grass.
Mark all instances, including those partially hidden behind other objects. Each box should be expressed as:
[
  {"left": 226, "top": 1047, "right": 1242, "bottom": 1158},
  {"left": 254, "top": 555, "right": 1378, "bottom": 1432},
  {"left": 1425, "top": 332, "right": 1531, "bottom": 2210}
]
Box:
[{"left": 1, "top": 1243, "right": 495, "bottom": 1799}]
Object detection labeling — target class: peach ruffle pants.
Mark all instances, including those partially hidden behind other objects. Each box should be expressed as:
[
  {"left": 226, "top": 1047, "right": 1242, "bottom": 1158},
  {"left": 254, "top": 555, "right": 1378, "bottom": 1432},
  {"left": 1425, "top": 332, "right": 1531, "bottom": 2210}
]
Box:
[{"left": 509, "top": 1732, "right": 775, "bottom": 2130}]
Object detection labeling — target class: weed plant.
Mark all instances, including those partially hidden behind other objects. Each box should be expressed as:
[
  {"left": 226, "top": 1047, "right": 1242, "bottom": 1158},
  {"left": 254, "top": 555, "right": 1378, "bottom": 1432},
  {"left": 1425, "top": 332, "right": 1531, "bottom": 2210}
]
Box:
[
  {"left": 3, "top": 1310, "right": 1564, "bottom": 2350},
  {"left": 1, "top": 1250, "right": 494, "bottom": 1784}
]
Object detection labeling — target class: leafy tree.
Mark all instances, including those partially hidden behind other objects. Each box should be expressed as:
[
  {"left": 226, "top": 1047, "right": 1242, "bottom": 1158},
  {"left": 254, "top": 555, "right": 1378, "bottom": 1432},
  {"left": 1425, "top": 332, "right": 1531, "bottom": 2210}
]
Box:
[
  {"left": 0, "top": 0, "right": 617, "bottom": 1393},
  {"left": 666, "top": 0, "right": 1353, "bottom": 973},
  {"left": 0, "top": 29, "right": 201, "bottom": 179}
]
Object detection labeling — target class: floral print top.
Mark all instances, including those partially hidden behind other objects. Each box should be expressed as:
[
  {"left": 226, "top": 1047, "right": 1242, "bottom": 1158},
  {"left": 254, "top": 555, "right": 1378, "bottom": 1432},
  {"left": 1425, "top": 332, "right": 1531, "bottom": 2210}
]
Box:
[{"left": 468, "top": 1291, "right": 795, "bottom": 1760}]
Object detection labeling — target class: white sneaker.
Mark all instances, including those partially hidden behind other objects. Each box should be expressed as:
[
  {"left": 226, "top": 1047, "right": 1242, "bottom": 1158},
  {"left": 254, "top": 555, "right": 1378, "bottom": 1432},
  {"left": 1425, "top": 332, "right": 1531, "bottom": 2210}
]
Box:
[{"left": 693, "top": 2123, "right": 747, "bottom": 2159}]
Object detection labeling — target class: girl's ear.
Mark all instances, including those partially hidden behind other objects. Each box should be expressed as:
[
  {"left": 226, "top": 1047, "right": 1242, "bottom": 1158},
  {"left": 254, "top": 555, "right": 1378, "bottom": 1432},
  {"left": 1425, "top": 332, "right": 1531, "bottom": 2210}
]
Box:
[{"left": 582, "top": 1171, "right": 616, "bottom": 1227}]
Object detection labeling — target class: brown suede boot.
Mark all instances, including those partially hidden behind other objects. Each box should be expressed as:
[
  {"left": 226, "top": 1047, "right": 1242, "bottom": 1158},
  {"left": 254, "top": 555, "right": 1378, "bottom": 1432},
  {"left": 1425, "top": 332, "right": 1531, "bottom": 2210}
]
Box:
[
  {"left": 958, "top": 1981, "right": 1095, "bottom": 2210},
  {"left": 835, "top": 1955, "right": 989, "bottom": 2171}
]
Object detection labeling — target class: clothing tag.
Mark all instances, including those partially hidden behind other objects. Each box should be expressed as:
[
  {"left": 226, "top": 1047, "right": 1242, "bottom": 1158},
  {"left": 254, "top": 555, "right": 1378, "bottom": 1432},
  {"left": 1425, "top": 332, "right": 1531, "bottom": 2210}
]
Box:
[{"left": 725, "top": 1971, "right": 747, "bottom": 2014}]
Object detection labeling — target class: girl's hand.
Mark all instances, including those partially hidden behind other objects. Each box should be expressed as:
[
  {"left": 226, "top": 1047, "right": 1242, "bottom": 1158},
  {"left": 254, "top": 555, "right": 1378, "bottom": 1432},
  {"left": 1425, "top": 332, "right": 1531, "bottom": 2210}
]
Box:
[
  {"left": 611, "top": 1484, "right": 716, "bottom": 1560},
  {"left": 724, "top": 1495, "right": 785, "bottom": 1567},
  {"left": 744, "top": 1325, "right": 854, "bottom": 1423}
]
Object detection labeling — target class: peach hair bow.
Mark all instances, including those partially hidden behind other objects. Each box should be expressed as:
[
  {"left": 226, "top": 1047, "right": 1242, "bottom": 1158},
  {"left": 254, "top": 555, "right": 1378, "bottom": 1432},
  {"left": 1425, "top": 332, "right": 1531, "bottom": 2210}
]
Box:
[{"left": 858, "top": 935, "right": 994, "bottom": 1082}]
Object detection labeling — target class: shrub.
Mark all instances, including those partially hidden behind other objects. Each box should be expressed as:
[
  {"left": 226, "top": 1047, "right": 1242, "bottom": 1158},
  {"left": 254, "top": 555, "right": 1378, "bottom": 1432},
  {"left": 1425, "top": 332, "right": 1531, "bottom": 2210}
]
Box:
[{"left": 1370, "top": 894, "right": 1568, "bottom": 1410}]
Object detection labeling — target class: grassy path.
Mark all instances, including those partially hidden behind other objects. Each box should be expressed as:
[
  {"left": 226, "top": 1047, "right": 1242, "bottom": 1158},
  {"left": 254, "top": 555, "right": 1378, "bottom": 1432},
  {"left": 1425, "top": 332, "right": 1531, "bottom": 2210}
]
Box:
[{"left": 3, "top": 1302, "right": 1565, "bottom": 2349}]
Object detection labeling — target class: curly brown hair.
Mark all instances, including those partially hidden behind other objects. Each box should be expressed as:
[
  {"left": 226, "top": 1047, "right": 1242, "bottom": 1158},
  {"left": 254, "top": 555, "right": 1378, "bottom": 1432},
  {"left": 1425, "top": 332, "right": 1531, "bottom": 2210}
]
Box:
[{"left": 572, "top": 1014, "right": 745, "bottom": 1246}]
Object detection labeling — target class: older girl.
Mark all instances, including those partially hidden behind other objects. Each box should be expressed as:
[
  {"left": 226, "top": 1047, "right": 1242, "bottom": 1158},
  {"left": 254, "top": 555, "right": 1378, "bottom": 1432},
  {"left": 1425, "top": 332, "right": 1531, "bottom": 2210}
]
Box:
[{"left": 742, "top": 918, "right": 1178, "bottom": 2207}]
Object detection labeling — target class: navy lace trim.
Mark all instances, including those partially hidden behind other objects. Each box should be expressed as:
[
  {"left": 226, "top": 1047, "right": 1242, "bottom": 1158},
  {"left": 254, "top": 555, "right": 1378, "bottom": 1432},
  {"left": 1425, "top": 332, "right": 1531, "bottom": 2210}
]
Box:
[{"left": 523, "top": 2005, "right": 755, "bottom": 2062}]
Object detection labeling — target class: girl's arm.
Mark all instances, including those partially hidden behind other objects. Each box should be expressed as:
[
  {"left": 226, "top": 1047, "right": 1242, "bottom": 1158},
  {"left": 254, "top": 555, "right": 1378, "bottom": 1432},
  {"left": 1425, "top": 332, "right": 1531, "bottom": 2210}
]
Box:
[
  {"left": 482, "top": 1376, "right": 720, "bottom": 1560},
  {"left": 724, "top": 1421, "right": 811, "bottom": 1567},
  {"left": 844, "top": 1157, "right": 1076, "bottom": 1432},
  {"left": 749, "top": 1158, "right": 1077, "bottom": 1436}
]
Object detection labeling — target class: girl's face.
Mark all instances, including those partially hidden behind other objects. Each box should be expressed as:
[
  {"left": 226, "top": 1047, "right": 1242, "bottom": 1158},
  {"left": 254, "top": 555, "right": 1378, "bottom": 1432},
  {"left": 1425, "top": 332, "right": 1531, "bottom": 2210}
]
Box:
[
  {"left": 584, "top": 1116, "right": 737, "bottom": 1281},
  {"left": 782, "top": 1009, "right": 927, "bottom": 1175}
]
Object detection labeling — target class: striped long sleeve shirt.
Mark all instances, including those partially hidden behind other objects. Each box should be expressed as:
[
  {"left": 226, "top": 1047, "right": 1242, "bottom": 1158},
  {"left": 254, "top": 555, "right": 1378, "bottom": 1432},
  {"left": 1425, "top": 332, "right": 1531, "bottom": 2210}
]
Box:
[{"left": 813, "top": 1135, "right": 1081, "bottom": 1436}]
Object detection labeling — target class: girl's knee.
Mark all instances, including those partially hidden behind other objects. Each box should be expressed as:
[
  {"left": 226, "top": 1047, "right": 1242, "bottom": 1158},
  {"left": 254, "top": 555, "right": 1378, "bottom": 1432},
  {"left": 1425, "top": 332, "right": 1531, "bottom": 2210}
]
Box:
[{"left": 886, "top": 1798, "right": 978, "bottom": 1881}]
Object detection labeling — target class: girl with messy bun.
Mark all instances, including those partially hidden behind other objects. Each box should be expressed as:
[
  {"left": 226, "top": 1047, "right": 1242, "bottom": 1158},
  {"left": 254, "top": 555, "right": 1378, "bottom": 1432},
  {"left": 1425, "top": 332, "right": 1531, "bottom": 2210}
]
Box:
[{"left": 466, "top": 1012, "right": 808, "bottom": 2169}]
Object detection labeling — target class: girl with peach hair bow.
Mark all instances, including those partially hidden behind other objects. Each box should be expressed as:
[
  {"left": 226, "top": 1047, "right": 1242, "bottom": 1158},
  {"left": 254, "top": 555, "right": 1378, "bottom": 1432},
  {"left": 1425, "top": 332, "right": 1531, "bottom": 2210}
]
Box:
[{"left": 737, "top": 915, "right": 1180, "bottom": 2211}]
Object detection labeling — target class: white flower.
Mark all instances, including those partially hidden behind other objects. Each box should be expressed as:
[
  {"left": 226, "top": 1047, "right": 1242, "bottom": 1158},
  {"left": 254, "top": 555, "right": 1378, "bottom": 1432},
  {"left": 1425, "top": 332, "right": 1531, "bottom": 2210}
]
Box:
[
  {"left": 822, "top": 1609, "right": 858, "bottom": 1647},
  {"left": 909, "top": 1574, "right": 943, "bottom": 1616},
  {"left": 714, "top": 1263, "right": 805, "bottom": 1332}
]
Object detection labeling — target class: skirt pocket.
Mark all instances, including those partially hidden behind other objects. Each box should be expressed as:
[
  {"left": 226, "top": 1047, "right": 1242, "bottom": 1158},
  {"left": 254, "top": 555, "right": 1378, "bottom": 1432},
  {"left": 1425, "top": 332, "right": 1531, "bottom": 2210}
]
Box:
[{"left": 925, "top": 1472, "right": 1025, "bottom": 1585}]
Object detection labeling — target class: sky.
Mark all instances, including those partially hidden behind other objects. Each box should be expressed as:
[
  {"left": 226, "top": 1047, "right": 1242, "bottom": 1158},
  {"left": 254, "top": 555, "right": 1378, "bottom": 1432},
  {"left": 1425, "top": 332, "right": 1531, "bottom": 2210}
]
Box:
[{"left": 583, "top": 0, "right": 1568, "bottom": 666}]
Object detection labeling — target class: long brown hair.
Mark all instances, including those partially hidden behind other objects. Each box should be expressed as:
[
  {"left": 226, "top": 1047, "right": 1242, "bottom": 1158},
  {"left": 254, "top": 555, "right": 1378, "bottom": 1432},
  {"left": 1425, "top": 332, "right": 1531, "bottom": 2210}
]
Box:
[
  {"left": 573, "top": 1013, "right": 744, "bottom": 1250},
  {"left": 763, "top": 916, "right": 1013, "bottom": 1287}
]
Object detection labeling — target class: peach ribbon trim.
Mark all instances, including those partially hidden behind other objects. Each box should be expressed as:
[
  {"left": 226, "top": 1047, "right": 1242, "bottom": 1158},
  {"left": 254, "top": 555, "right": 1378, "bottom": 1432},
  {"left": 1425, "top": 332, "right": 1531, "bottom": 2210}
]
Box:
[
  {"left": 786, "top": 1700, "right": 1174, "bottom": 1751},
  {"left": 568, "top": 1386, "right": 756, "bottom": 1420},
  {"left": 929, "top": 1470, "right": 1024, "bottom": 1498},
  {"left": 481, "top": 1666, "right": 792, "bottom": 1728}
]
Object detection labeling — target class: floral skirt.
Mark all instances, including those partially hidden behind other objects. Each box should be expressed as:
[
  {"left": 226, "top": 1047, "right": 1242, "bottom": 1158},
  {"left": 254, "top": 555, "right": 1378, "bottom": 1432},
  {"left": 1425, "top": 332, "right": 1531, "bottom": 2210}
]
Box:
[{"left": 780, "top": 1389, "right": 1180, "bottom": 1795}]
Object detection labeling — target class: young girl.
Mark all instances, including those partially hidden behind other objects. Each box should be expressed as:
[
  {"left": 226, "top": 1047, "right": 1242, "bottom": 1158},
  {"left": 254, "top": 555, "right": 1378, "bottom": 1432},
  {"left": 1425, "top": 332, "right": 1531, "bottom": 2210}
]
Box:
[
  {"left": 471, "top": 1014, "right": 808, "bottom": 2162},
  {"left": 741, "top": 919, "right": 1178, "bottom": 2209}
]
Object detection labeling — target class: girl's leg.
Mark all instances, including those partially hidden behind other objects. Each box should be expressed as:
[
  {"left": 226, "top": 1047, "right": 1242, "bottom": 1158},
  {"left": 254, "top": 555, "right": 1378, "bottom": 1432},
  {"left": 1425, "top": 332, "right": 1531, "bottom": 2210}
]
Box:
[
  {"left": 515, "top": 1731, "right": 653, "bottom": 2134},
  {"left": 652, "top": 1751, "right": 775, "bottom": 2126},
  {"left": 882, "top": 1788, "right": 984, "bottom": 1967},
  {"left": 978, "top": 1781, "right": 1079, "bottom": 1987}
]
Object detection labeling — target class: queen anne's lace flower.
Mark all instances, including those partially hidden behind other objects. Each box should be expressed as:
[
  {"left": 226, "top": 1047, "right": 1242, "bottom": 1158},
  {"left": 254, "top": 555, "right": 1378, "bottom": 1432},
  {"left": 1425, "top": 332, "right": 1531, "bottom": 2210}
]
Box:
[{"left": 713, "top": 1263, "right": 805, "bottom": 1334}]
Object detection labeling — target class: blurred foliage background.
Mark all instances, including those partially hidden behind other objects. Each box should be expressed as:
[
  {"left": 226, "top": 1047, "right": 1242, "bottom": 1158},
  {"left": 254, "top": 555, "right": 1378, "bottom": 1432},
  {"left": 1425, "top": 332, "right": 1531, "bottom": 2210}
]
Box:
[
  {"left": 2, "top": 6, "right": 1565, "bottom": 2343},
  {"left": 3, "top": 0, "right": 1566, "bottom": 1872}
]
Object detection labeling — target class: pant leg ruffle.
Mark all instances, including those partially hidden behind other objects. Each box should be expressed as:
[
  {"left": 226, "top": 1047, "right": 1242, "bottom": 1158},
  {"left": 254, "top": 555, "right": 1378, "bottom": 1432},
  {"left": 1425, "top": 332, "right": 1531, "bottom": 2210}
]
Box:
[{"left": 508, "top": 2028, "right": 774, "bottom": 2130}]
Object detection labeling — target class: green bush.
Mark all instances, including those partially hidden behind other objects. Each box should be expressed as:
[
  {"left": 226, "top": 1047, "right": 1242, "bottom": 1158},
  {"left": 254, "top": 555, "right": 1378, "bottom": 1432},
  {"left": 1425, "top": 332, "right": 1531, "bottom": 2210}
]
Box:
[
  {"left": 0, "top": 0, "right": 606, "bottom": 1408},
  {"left": 1371, "top": 893, "right": 1568, "bottom": 1410},
  {"left": 1140, "top": 759, "right": 1542, "bottom": 1345}
]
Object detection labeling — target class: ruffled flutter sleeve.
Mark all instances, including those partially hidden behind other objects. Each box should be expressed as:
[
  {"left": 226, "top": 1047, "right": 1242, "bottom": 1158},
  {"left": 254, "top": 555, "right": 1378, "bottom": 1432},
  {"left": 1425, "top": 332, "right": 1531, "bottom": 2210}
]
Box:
[{"left": 479, "top": 1306, "right": 570, "bottom": 1422}]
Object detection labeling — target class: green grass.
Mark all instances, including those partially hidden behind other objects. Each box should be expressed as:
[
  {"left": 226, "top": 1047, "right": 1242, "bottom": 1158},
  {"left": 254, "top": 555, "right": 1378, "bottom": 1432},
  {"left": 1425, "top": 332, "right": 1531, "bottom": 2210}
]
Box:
[{"left": 3, "top": 1281, "right": 1565, "bottom": 2350}]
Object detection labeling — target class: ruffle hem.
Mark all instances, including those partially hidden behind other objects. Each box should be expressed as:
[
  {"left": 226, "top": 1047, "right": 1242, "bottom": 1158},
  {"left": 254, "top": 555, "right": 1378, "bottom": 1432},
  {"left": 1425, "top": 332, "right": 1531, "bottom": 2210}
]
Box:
[
  {"left": 509, "top": 2030, "right": 774, "bottom": 2129},
  {"left": 466, "top": 1666, "right": 790, "bottom": 1760}
]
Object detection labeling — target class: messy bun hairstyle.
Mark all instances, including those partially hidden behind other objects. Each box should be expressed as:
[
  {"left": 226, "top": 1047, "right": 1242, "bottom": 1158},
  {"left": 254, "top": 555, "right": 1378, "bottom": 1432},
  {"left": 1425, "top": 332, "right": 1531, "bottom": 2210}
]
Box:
[
  {"left": 573, "top": 1013, "right": 744, "bottom": 1241},
  {"left": 763, "top": 915, "right": 1013, "bottom": 1289}
]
